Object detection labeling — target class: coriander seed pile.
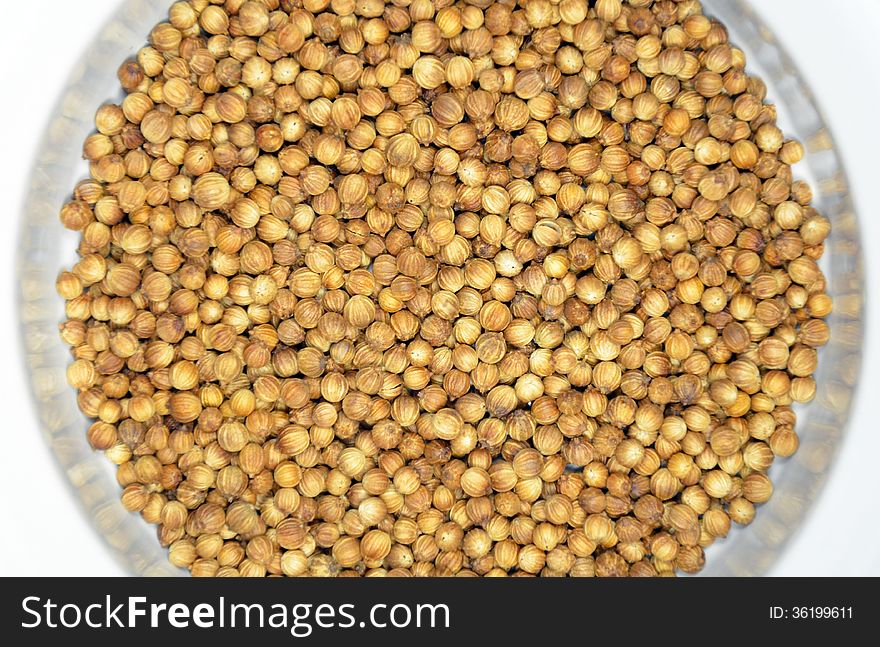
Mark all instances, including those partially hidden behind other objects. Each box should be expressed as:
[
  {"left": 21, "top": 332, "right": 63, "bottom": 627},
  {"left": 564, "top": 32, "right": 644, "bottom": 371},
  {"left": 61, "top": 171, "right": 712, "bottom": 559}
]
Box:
[{"left": 56, "top": 0, "right": 832, "bottom": 577}]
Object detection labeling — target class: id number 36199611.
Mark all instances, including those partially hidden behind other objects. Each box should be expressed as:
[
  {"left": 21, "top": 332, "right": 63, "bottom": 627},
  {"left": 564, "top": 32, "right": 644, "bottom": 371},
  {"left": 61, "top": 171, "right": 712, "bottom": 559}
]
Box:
[{"left": 769, "top": 607, "right": 854, "bottom": 620}]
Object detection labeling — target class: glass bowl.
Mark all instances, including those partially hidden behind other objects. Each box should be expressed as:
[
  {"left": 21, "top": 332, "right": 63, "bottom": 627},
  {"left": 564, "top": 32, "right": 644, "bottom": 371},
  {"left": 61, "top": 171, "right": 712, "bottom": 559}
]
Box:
[{"left": 17, "top": 0, "right": 864, "bottom": 577}]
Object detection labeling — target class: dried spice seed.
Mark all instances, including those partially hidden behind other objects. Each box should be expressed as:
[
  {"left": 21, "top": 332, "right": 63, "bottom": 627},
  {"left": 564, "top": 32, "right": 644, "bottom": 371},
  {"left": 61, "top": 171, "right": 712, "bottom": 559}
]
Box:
[{"left": 57, "top": 0, "right": 831, "bottom": 577}]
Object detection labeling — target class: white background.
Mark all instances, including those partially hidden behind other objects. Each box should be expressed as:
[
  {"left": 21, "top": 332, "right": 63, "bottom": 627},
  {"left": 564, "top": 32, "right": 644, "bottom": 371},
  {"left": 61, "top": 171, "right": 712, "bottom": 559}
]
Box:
[{"left": 1, "top": 0, "right": 878, "bottom": 576}]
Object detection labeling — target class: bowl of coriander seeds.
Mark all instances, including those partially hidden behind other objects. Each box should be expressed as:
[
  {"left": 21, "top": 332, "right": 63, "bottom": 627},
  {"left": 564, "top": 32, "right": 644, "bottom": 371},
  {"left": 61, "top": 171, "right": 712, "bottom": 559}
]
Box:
[{"left": 18, "top": 0, "right": 863, "bottom": 577}]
